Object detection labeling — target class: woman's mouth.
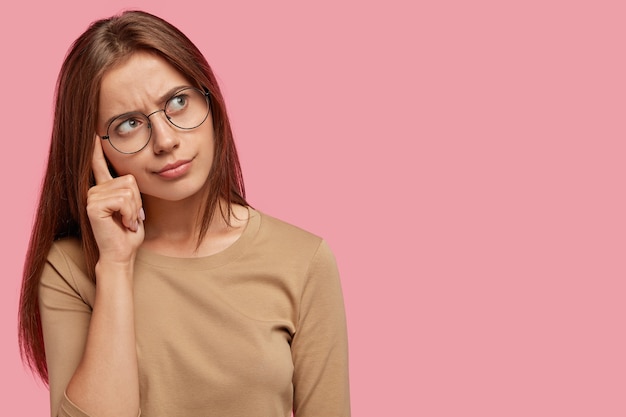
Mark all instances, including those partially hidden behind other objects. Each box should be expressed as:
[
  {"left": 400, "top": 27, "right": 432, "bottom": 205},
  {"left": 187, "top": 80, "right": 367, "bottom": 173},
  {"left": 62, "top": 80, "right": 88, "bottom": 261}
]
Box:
[{"left": 155, "top": 159, "right": 192, "bottom": 179}]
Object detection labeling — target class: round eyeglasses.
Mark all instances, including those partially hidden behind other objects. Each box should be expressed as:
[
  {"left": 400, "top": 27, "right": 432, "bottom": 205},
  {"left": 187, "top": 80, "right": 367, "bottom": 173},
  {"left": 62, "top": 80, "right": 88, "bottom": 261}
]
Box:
[{"left": 100, "top": 87, "right": 211, "bottom": 154}]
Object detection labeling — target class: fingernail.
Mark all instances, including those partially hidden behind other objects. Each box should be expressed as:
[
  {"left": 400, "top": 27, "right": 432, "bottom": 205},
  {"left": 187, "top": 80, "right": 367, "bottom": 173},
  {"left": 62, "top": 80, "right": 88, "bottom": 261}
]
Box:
[
  {"left": 139, "top": 208, "right": 146, "bottom": 221},
  {"left": 131, "top": 220, "right": 138, "bottom": 232}
]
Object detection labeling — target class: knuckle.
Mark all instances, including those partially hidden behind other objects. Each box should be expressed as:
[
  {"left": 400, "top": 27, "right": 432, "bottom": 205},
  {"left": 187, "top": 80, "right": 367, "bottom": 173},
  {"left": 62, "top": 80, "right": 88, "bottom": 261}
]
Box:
[
  {"left": 122, "top": 190, "right": 138, "bottom": 206},
  {"left": 86, "top": 192, "right": 97, "bottom": 207},
  {"left": 115, "top": 195, "right": 127, "bottom": 206},
  {"left": 121, "top": 174, "right": 137, "bottom": 187}
]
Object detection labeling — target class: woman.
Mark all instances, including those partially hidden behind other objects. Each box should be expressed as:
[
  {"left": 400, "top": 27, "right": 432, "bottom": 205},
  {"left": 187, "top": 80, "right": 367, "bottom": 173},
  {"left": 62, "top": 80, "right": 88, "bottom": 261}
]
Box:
[{"left": 18, "top": 10, "right": 350, "bottom": 417}]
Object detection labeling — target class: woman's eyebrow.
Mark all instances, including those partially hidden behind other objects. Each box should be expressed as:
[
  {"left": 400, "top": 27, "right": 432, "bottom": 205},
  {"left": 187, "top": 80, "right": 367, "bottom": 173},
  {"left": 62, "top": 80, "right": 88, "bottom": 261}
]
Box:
[
  {"left": 156, "top": 85, "right": 190, "bottom": 105},
  {"left": 104, "top": 111, "right": 135, "bottom": 128},
  {"left": 103, "top": 85, "right": 192, "bottom": 127}
]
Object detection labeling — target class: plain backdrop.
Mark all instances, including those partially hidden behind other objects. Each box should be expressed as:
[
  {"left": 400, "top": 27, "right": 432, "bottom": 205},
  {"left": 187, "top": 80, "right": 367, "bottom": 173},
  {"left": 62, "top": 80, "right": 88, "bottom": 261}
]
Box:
[{"left": 2, "top": 0, "right": 626, "bottom": 416}]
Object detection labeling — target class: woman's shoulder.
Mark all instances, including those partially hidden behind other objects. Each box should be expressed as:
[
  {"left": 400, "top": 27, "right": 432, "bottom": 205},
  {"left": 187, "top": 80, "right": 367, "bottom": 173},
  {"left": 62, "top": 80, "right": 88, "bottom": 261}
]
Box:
[
  {"left": 255, "top": 209, "right": 322, "bottom": 243},
  {"left": 252, "top": 208, "right": 334, "bottom": 260},
  {"left": 48, "top": 236, "right": 83, "bottom": 262},
  {"left": 45, "top": 237, "right": 89, "bottom": 280},
  {"left": 40, "top": 237, "right": 94, "bottom": 305}
]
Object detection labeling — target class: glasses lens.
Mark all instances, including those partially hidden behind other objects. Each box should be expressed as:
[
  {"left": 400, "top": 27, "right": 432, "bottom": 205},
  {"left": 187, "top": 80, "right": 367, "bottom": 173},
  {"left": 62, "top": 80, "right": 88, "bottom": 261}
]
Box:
[
  {"left": 106, "top": 112, "right": 151, "bottom": 154},
  {"left": 165, "top": 88, "right": 210, "bottom": 130}
]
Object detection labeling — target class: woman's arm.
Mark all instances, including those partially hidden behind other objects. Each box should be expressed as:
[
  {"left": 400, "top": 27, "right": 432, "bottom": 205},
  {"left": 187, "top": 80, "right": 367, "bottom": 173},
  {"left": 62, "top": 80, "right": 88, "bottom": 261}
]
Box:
[
  {"left": 39, "top": 242, "right": 140, "bottom": 417},
  {"left": 63, "top": 261, "right": 140, "bottom": 417},
  {"left": 39, "top": 242, "right": 93, "bottom": 417},
  {"left": 44, "top": 137, "right": 144, "bottom": 417},
  {"left": 292, "top": 240, "right": 351, "bottom": 417}
]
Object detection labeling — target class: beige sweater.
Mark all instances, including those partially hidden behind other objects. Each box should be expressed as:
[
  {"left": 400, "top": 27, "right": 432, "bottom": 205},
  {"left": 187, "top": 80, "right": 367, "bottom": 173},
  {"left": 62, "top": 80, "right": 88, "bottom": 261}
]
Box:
[{"left": 39, "top": 209, "right": 350, "bottom": 417}]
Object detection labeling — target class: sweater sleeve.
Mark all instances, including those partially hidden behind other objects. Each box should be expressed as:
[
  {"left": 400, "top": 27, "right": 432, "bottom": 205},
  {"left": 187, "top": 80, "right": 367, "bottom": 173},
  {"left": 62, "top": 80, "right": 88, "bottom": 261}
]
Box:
[
  {"left": 39, "top": 242, "right": 94, "bottom": 417},
  {"left": 291, "top": 240, "right": 351, "bottom": 417}
]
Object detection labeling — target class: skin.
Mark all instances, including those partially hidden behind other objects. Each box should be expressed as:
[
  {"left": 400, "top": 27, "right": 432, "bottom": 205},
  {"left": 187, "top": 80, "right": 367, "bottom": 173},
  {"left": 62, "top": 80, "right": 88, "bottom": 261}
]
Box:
[
  {"left": 98, "top": 50, "right": 248, "bottom": 256},
  {"left": 65, "top": 51, "right": 247, "bottom": 417}
]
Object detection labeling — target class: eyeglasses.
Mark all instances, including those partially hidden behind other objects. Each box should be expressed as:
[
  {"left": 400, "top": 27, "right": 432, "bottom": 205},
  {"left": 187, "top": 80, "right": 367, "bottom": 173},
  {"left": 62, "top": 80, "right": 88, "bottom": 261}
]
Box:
[{"left": 100, "top": 87, "right": 211, "bottom": 154}]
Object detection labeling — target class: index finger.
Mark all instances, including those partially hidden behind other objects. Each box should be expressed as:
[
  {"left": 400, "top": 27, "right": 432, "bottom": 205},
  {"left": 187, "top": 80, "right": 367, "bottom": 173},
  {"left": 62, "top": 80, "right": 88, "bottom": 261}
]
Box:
[{"left": 92, "top": 134, "right": 114, "bottom": 184}]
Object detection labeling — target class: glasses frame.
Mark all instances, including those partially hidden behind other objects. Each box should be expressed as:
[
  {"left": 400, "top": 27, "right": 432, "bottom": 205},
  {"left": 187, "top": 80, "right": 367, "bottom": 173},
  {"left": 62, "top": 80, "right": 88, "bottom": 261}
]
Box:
[{"left": 100, "top": 86, "right": 211, "bottom": 154}]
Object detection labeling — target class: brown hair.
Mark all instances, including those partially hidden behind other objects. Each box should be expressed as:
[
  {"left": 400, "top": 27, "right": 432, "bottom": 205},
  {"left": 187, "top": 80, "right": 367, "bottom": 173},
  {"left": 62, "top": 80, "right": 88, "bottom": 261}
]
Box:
[{"left": 18, "top": 10, "right": 247, "bottom": 384}]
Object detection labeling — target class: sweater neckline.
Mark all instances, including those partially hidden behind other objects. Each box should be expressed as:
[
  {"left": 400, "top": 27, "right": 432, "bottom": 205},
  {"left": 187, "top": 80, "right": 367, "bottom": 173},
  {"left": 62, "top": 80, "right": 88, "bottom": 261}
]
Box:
[{"left": 135, "top": 207, "right": 261, "bottom": 270}]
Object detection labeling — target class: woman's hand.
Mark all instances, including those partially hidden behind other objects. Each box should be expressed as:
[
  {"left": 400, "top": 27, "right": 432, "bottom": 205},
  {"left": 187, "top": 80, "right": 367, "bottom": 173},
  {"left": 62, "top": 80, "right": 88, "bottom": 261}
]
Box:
[{"left": 87, "top": 135, "right": 145, "bottom": 265}]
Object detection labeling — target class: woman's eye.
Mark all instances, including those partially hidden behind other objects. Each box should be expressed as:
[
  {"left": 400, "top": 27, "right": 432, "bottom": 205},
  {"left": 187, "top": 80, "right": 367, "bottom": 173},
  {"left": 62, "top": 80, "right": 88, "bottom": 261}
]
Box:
[
  {"left": 115, "top": 117, "right": 143, "bottom": 135},
  {"left": 167, "top": 95, "right": 188, "bottom": 113}
]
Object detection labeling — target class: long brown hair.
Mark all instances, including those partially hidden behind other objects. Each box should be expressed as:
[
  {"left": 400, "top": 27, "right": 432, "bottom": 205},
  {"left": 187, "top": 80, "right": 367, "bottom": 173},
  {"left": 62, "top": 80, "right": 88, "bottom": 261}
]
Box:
[{"left": 18, "top": 10, "right": 247, "bottom": 384}]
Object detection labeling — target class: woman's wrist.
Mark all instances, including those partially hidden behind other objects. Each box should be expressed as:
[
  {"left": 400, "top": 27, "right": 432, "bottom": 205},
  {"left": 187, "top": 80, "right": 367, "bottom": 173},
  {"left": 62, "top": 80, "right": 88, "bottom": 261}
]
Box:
[{"left": 95, "top": 258, "right": 136, "bottom": 282}]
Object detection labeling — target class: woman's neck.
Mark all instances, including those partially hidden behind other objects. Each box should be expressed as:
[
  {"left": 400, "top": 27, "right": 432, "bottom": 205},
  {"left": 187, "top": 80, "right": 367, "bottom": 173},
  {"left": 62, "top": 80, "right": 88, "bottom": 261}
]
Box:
[{"left": 140, "top": 194, "right": 249, "bottom": 258}]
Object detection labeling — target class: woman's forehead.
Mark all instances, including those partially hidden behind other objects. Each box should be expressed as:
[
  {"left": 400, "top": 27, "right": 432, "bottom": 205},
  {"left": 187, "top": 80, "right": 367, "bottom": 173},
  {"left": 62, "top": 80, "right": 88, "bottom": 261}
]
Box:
[{"left": 99, "top": 52, "right": 189, "bottom": 116}]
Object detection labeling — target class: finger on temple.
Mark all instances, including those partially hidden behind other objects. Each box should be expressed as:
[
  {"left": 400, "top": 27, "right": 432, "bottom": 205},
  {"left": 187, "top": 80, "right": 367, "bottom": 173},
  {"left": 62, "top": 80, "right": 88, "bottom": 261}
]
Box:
[{"left": 92, "top": 134, "right": 114, "bottom": 184}]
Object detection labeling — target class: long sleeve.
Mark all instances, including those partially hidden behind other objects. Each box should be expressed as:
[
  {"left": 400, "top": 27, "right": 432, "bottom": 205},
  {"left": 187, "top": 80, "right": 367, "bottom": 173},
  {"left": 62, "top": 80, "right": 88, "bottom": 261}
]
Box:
[
  {"left": 39, "top": 240, "right": 95, "bottom": 417},
  {"left": 291, "top": 240, "right": 351, "bottom": 417}
]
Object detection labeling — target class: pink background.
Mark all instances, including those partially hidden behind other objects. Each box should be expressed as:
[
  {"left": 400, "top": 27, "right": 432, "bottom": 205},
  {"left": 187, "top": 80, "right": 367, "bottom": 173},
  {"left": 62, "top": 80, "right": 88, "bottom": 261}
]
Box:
[{"left": 2, "top": 0, "right": 625, "bottom": 415}]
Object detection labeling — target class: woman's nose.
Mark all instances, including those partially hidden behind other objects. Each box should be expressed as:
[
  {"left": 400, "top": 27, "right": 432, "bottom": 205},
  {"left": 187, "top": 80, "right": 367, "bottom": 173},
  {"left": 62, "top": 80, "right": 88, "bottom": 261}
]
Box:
[{"left": 148, "top": 110, "right": 180, "bottom": 153}]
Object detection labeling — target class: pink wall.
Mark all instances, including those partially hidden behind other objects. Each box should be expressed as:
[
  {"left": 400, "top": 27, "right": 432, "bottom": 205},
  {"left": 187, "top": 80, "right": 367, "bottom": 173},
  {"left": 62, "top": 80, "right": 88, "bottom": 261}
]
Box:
[{"left": 2, "top": 1, "right": 626, "bottom": 415}]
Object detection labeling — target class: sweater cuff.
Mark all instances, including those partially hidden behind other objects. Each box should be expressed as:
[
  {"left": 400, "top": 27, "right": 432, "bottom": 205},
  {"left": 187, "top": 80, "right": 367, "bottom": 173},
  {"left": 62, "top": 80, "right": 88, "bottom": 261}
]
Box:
[
  {"left": 59, "top": 392, "right": 141, "bottom": 417},
  {"left": 58, "top": 392, "right": 90, "bottom": 417}
]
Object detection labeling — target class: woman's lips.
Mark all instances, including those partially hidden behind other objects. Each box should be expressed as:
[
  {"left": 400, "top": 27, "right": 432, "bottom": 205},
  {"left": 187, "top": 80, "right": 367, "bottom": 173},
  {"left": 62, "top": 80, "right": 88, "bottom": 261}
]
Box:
[{"left": 155, "top": 159, "right": 192, "bottom": 179}]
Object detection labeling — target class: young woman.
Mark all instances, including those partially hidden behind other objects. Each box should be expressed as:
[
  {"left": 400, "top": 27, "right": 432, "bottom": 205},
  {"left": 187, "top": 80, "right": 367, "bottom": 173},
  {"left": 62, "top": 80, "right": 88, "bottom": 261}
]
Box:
[{"left": 18, "top": 10, "right": 350, "bottom": 417}]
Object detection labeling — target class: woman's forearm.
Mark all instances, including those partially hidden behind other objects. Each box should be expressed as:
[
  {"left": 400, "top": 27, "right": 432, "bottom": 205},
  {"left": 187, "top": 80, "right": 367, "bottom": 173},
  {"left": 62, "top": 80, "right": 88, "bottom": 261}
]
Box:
[{"left": 65, "top": 261, "right": 140, "bottom": 417}]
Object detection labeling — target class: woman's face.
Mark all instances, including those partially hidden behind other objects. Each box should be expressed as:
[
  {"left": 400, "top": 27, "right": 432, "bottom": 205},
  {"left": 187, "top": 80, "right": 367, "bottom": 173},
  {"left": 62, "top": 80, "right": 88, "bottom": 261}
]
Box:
[{"left": 97, "top": 51, "right": 214, "bottom": 203}]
